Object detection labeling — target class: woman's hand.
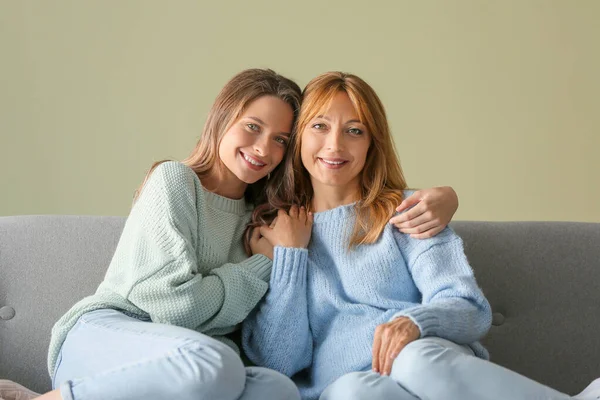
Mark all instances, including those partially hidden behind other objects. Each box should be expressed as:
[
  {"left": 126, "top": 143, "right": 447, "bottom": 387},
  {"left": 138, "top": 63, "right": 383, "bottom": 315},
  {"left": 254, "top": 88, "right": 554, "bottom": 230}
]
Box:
[
  {"left": 259, "top": 205, "right": 314, "bottom": 249},
  {"left": 372, "top": 317, "right": 420, "bottom": 376},
  {"left": 249, "top": 227, "right": 275, "bottom": 260},
  {"left": 389, "top": 186, "right": 459, "bottom": 238}
]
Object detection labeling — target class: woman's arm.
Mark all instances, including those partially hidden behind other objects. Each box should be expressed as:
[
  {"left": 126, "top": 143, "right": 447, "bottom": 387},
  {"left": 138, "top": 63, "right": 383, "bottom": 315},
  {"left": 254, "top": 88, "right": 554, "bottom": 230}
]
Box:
[
  {"left": 111, "top": 162, "right": 272, "bottom": 332},
  {"left": 372, "top": 227, "right": 490, "bottom": 376},
  {"left": 242, "top": 246, "right": 313, "bottom": 377},
  {"left": 391, "top": 228, "right": 493, "bottom": 343}
]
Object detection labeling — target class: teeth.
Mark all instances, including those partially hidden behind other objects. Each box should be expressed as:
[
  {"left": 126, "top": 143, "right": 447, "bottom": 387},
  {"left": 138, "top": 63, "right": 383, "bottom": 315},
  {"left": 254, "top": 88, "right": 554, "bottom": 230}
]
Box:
[
  {"left": 321, "top": 159, "right": 345, "bottom": 165},
  {"left": 243, "top": 153, "right": 265, "bottom": 166}
]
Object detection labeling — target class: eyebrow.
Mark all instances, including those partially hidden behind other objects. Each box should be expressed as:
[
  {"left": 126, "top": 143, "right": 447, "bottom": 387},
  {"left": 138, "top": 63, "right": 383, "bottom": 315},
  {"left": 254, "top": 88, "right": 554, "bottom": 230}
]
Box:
[
  {"left": 248, "top": 116, "right": 267, "bottom": 125},
  {"left": 315, "top": 115, "right": 363, "bottom": 125},
  {"left": 247, "top": 116, "right": 290, "bottom": 137}
]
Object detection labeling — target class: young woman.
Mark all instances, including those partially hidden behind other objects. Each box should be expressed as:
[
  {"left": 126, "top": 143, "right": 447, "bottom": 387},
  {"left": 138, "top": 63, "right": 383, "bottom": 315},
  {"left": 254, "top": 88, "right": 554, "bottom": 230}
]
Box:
[
  {"left": 242, "top": 72, "right": 600, "bottom": 400},
  {"left": 36, "top": 69, "right": 459, "bottom": 400}
]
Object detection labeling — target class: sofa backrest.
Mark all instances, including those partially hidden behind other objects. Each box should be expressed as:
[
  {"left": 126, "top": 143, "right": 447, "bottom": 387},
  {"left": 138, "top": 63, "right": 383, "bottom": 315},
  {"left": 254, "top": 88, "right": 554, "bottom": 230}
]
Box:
[{"left": 1, "top": 216, "right": 599, "bottom": 394}]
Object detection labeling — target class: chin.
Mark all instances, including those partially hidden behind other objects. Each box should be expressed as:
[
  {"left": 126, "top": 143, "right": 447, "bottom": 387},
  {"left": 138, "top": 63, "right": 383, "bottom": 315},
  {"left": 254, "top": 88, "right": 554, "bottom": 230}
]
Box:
[
  {"left": 321, "top": 179, "right": 348, "bottom": 187},
  {"left": 237, "top": 172, "right": 266, "bottom": 185},
  {"left": 245, "top": 177, "right": 265, "bottom": 185}
]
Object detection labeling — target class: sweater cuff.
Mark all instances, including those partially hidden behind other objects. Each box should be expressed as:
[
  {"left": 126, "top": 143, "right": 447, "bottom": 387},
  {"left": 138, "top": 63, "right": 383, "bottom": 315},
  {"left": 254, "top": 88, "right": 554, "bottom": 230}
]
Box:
[
  {"left": 271, "top": 246, "right": 308, "bottom": 286},
  {"left": 391, "top": 306, "right": 440, "bottom": 338},
  {"left": 242, "top": 254, "right": 273, "bottom": 282}
]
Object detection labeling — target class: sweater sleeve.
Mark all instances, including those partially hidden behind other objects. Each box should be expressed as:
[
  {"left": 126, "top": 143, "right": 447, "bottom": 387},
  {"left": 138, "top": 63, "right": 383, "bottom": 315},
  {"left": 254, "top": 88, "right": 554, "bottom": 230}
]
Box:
[
  {"left": 242, "top": 246, "right": 313, "bottom": 377},
  {"left": 391, "top": 227, "right": 492, "bottom": 344},
  {"left": 107, "top": 162, "right": 272, "bottom": 332}
]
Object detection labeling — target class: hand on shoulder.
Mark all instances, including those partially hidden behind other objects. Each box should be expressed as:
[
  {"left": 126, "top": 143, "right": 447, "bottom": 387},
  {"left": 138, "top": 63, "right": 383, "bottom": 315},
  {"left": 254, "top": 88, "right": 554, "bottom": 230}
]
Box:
[{"left": 389, "top": 186, "right": 458, "bottom": 239}]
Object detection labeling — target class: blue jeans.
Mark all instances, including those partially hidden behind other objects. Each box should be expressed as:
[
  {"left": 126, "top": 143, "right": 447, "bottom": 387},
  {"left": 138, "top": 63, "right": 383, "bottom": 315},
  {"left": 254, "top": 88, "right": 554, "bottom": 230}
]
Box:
[
  {"left": 53, "top": 309, "right": 300, "bottom": 400},
  {"left": 320, "top": 337, "right": 572, "bottom": 400}
]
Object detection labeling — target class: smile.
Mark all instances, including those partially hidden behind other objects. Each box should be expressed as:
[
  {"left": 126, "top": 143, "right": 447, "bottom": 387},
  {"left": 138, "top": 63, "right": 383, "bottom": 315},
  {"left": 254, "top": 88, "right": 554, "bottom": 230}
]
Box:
[
  {"left": 318, "top": 158, "right": 348, "bottom": 169},
  {"left": 240, "top": 151, "right": 266, "bottom": 168}
]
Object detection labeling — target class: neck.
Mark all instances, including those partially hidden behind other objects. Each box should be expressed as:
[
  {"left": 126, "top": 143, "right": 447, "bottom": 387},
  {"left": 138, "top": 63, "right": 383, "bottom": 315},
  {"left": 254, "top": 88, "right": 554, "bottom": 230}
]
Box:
[
  {"left": 201, "top": 167, "right": 247, "bottom": 200},
  {"left": 311, "top": 180, "right": 361, "bottom": 212}
]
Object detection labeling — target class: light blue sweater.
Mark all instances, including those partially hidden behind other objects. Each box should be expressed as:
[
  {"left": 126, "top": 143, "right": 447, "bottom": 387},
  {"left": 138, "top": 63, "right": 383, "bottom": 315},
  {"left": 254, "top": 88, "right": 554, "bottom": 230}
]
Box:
[{"left": 242, "top": 199, "right": 493, "bottom": 400}]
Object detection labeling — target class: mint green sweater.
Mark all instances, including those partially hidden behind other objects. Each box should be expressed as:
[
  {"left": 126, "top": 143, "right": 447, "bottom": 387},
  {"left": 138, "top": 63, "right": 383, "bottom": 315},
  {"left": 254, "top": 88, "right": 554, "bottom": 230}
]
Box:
[{"left": 47, "top": 162, "right": 272, "bottom": 376}]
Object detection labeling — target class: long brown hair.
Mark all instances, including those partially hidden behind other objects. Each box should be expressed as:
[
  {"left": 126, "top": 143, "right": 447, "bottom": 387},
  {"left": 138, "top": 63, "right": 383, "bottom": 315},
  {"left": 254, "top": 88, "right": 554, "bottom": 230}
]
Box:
[
  {"left": 134, "top": 68, "right": 302, "bottom": 204},
  {"left": 247, "top": 71, "right": 408, "bottom": 251}
]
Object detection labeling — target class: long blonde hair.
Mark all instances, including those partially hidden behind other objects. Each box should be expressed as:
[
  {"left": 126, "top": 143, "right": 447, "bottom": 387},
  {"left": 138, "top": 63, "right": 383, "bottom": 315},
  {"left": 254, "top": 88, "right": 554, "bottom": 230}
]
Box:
[
  {"left": 247, "top": 71, "right": 408, "bottom": 250},
  {"left": 134, "top": 69, "right": 302, "bottom": 204}
]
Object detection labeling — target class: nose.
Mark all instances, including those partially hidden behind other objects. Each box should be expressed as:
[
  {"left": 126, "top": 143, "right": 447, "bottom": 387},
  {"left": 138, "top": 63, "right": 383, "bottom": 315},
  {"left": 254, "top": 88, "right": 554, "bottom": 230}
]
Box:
[
  {"left": 253, "top": 134, "right": 270, "bottom": 157},
  {"left": 325, "top": 126, "right": 344, "bottom": 151}
]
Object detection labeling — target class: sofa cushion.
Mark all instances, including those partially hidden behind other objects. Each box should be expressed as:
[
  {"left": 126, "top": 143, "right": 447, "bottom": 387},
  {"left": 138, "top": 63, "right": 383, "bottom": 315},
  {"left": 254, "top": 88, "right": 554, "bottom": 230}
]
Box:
[{"left": 1, "top": 216, "right": 599, "bottom": 394}]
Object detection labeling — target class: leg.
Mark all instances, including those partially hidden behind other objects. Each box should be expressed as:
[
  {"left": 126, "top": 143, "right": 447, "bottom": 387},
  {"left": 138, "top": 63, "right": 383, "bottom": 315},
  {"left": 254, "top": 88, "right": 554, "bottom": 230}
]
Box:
[
  {"left": 391, "top": 337, "right": 572, "bottom": 400},
  {"left": 320, "top": 371, "right": 419, "bottom": 400},
  {"left": 51, "top": 309, "right": 246, "bottom": 400},
  {"left": 239, "top": 367, "right": 300, "bottom": 400}
]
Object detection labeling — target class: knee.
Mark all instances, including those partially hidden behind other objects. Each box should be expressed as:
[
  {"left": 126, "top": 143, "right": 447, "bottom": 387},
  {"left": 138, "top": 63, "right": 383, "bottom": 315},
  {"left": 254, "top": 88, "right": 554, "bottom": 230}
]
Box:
[
  {"left": 320, "top": 371, "right": 380, "bottom": 400},
  {"left": 246, "top": 367, "right": 300, "bottom": 400},
  {"left": 175, "top": 340, "right": 246, "bottom": 400},
  {"left": 391, "top": 338, "right": 452, "bottom": 386}
]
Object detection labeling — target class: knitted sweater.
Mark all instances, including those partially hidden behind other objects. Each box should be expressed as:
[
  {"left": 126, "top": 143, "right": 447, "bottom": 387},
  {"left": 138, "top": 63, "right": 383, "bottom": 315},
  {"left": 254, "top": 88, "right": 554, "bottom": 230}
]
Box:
[
  {"left": 48, "top": 161, "right": 272, "bottom": 376},
  {"left": 242, "top": 199, "right": 492, "bottom": 400}
]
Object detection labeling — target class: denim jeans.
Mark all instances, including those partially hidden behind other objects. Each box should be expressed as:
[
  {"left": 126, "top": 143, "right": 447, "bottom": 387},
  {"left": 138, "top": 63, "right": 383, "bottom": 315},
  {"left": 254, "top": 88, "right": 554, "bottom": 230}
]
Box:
[
  {"left": 321, "top": 337, "right": 571, "bottom": 400},
  {"left": 53, "top": 309, "right": 299, "bottom": 400}
]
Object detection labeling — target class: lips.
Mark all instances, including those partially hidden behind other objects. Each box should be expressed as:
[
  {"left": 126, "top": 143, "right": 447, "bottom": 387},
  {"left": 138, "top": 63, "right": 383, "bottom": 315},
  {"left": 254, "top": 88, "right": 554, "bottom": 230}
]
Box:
[
  {"left": 240, "top": 151, "right": 267, "bottom": 171},
  {"left": 318, "top": 157, "right": 348, "bottom": 169}
]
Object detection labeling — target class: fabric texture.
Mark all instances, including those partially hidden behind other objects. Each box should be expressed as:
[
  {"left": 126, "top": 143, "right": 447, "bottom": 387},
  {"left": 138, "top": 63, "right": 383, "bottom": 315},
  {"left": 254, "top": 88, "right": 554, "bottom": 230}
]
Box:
[
  {"left": 2, "top": 214, "right": 599, "bottom": 394},
  {"left": 320, "top": 337, "right": 570, "bottom": 400},
  {"left": 53, "top": 309, "right": 299, "bottom": 400},
  {"left": 242, "top": 199, "right": 492, "bottom": 400},
  {"left": 46, "top": 161, "right": 272, "bottom": 377}
]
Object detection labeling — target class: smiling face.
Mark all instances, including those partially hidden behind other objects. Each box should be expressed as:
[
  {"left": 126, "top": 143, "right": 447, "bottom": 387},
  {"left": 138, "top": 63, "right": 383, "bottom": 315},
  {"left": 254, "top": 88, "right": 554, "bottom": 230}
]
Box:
[
  {"left": 300, "top": 91, "right": 371, "bottom": 194},
  {"left": 218, "top": 95, "right": 294, "bottom": 186}
]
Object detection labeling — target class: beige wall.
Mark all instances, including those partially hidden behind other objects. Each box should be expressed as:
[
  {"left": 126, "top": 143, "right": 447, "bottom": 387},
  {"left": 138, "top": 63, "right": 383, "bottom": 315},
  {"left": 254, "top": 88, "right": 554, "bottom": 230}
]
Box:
[{"left": 1, "top": 0, "right": 598, "bottom": 221}]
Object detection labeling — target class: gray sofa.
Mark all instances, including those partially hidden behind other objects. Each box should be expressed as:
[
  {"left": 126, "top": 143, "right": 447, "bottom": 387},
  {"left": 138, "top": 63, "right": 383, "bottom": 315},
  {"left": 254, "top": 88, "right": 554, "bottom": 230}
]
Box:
[{"left": 1, "top": 216, "right": 599, "bottom": 395}]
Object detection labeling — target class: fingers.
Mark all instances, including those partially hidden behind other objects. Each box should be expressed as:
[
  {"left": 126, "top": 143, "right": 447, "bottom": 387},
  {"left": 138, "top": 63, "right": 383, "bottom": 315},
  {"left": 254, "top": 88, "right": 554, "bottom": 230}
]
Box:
[
  {"left": 398, "top": 219, "right": 444, "bottom": 234},
  {"left": 248, "top": 227, "right": 261, "bottom": 250},
  {"left": 381, "top": 338, "right": 408, "bottom": 376},
  {"left": 389, "top": 201, "right": 426, "bottom": 226},
  {"left": 372, "top": 325, "right": 383, "bottom": 373},
  {"left": 372, "top": 325, "right": 393, "bottom": 375},
  {"left": 373, "top": 319, "right": 421, "bottom": 376},
  {"left": 410, "top": 225, "right": 444, "bottom": 239},
  {"left": 259, "top": 225, "right": 275, "bottom": 243},
  {"left": 297, "top": 205, "right": 305, "bottom": 221},
  {"left": 395, "top": 191, "right": 421, "bottom": 212},
  {"left": 288, "top": 205, "right": 314, "bottom": 226},
  {"left": 250, "top": 227, "right": 261, "bottom": 242},
  {"left": 391, "top": 210, "right": 431, "bottom": 230},
  {"left": 277, "top": 209, "right": 288, "bottom": 219},
  {"left": 297, "top": 206, "right": 313, "bottom": 226},
  {"left": 289, "top": 205, "right": 299, "bottom": 219},
  {"left": 306, "top": 209, "right": 314, "bottom": 225},
  {"left": 399, "top": 217, "right": 438, "bottom": 235},
  {"left": 269, "top": 216, "right": 278, "bottom": 229},
  {"left": 378, "top": 327, "right": 391, "bottom": 376}
]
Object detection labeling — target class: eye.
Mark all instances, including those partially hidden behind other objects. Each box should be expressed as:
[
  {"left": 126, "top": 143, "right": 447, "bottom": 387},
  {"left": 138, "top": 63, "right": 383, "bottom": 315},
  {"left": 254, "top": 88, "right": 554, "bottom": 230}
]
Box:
[
  {"left": 246, "top": 123, "right": 260, "bottom": 132},
  {"left": 348, "top": 127, "right": 363, "bottom": 135},
  {"left": 312, "top": 123, "right": 326, "bottom": 130},
  {"left": 275, "top": 136, "right": 288, "bottom": 146}
]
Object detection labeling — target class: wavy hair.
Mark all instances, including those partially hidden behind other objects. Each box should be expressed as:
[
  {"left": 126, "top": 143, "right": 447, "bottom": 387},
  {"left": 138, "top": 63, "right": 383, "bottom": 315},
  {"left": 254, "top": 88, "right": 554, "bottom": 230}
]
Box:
[
  {"left": 246, "top": 71, "right": 408, "bottom": 251},
  {"left": 133, "top": 69, "right": 302, "bottom": 205}
]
